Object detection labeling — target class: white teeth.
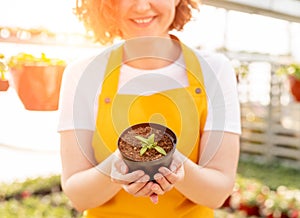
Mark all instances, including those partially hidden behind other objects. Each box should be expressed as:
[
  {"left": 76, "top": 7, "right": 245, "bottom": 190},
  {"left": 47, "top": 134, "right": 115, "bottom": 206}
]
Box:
[{"left": 134, "top": 18, "right": 153, "bottom": 24}]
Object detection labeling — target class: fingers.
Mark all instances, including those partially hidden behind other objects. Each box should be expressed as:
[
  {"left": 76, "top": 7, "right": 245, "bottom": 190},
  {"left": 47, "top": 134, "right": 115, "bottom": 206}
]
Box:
[
  {"left": 151, "top": 168, "right": 175, "bottom": 195},
  {"left": 170, "top": 150, "right": 186, "bottom": 173},
  {"left": 153, "top": 170, "right": 174, "bottom": 192},
  {"left": 156, "top": 156, "right": 184, "bottom": 186},
  {"left": 111, "top": 157, "right": 154, "bottom": 197},
  {"left": 112, "top": 170, "right": 145, "bottom": 184},
  {"left": 151, "top": 181, "right": 165, "bottom": 195},
  {"left": 159, "top": 167, "right": 178, "bottom": 184},
  {"left": 111, "top": 158, "right": 144, "bottom": 185},
  {"left": 111, "top": 149, "right": 186, "bottom": 198},
  {"left": 133, "top": 181, "right": 153, "bottom": 197},
  {"left": 151, "top": 151, "right": 186, "bottom": 195},
  {"left": 168, "top": 158, "right": 185, "bottom": 182},
  {"left": 122, "top": 175, "right": 153, "bottom": 197},
  {"left": 149, "top": 193, "right": 159, "bottom": 204}
]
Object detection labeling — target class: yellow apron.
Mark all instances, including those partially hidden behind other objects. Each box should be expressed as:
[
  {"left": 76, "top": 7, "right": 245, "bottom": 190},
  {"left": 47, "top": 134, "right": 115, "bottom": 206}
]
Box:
[{"left": 85, "top": 42, "right": 213, "bottom": 218}]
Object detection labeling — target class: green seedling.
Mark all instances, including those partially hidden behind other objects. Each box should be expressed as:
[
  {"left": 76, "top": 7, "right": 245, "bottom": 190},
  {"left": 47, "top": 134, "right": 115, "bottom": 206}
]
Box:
[{"left": 135, "top": 133, "right": 167, "bottom": 156}]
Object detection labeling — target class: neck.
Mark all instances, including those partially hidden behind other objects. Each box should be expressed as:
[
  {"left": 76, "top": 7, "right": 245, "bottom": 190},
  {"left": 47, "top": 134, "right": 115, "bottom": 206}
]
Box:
[{"left": 123, "top": 36, "right": 181, "bottom": 70}]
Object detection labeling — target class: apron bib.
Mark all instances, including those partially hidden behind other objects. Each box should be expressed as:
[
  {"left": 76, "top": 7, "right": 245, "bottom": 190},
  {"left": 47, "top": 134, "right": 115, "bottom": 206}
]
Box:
[{"left": 85, "top": 42, "right": 213, "bottom": 218}]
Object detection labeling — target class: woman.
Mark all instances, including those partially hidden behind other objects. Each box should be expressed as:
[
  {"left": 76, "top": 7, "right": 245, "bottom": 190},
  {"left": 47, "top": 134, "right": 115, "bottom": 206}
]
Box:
[{"left": 57, "top": 0, "right": 241, "bottom": 217}]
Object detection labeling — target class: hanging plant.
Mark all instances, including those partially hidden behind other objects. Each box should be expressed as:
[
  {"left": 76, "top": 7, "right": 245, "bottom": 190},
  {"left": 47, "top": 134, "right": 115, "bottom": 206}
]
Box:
[
  {"left": 277, "top": 63, "right": 300, "bottom": 102},
  {"left": 0, "top": 54, "right": 9, "bottom": 91},
  {"left": 8, "top": 52, "right": 65, "bottom": 69},
  {"left": 7, "top": 52, "right": 66, "bottom": 110}
]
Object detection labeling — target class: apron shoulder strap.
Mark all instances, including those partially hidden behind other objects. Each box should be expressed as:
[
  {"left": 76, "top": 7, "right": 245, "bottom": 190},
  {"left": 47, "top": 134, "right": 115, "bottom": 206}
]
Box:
[
  {"left": 102, "top": 40, "right": 205, "bottom": 95},
  {"left": 101, "top": 44, "right": 124, "bottom": 95},
  {"left": 170, "top": 34, "right": 205, "bottom": 86},
  {"left": 180, "top": 43, "right": 205, "bottom": 87}
]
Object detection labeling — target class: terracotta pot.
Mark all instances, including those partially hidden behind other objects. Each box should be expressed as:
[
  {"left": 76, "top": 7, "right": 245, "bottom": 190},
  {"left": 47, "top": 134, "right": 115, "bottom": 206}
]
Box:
[
  {"left": 288, "top": 75, "right": 300, "bottom": 102},
  {"left": 221, "top": 195, "right": 231, "bottom": 208},
  {"left": 10, "top": 65, "right": 65, "bottom": 111},
  {"left": 239, "top": 204, "right": 260, "bottom": 216},
  {"left": 267, "top": 212, "right": 289, "bottom": 218},
  {"left": 0, "top": 79, "right": 9, "bottom": 91},
  {"left": 118, "top": 123, "right": 177, "bottom": 180}
]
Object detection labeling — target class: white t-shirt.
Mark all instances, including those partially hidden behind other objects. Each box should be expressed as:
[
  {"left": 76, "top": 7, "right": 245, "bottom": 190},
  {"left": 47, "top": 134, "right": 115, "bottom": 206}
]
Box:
[{"left": 57, "top": 44, "right": 241, "bottom": 135}]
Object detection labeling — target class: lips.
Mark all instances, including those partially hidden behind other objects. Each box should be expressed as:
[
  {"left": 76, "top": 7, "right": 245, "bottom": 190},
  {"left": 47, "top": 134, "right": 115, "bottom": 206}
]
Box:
[
  {"left": 133, "top": 17, "right": 153, "bottom": 24},
  {"left": 131, "top": 16, "right": 155, "bottom": 25}
]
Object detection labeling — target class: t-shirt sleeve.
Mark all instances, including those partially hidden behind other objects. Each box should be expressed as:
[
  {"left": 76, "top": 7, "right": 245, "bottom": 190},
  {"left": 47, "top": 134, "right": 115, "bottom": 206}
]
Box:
[
  {"left": 57, "top": 55, "right": 98, "bottom": 132},
  {"left": 199, "top": 51, "right": 241, "bottom": 134}
]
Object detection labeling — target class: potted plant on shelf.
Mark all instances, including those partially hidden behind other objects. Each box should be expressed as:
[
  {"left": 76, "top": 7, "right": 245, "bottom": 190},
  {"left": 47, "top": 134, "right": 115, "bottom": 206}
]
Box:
[
  {"left": 118, "top": 123, "right": 177, "bottom": 180},
  {"left": 7, "top": 52, "right": 66, "bottom": 110},
  {"left": 0, "top": 54, "right": 9, "bottom": 91},
  {"left": 230, "top": 177, "right": 268, "bottom": 217},
  {"left": 277, "top": 63, "right": 300, "bottom": 102},
  {"left": 260, "top": 187, "right": 300, "bottom": 218},
  {"left": 233, "top": 62, "right": 249, "bottom": 83}
]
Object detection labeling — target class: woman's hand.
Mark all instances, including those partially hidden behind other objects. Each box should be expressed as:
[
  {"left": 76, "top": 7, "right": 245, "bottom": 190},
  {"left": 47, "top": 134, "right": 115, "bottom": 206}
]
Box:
[
  {"left": 110, "top": 150, "right": 154, "bottom": 198},
  {"left": 151, "top": 150, "right": 185, "bottom": 196}
]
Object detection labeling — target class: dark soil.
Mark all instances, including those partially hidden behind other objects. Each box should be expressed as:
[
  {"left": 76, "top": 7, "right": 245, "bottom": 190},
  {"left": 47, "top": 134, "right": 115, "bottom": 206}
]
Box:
[{"left": 118, "top": 126, "right": 174, "bottom": 162}]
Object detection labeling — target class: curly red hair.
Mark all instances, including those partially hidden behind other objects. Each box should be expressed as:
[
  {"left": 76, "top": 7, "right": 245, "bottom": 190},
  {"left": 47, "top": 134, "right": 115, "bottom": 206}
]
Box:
[{"left": 75, "top": 0, "right": 199, "bottom": 45}]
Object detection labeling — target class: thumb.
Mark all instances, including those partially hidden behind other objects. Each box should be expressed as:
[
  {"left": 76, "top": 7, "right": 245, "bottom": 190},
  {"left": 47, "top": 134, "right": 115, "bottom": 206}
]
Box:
[
  {"left": 114, "top": 158, "right": 128, "bottom": 175},
  {"left": 120, "top": 161, "right": 128, "bottom": 174}
]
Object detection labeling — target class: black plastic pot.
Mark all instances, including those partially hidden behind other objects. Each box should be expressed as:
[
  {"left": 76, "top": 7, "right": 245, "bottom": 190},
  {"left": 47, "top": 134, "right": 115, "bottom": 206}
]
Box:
[{"left": 118, "top": 123, "right": 177, "bottom": 180}]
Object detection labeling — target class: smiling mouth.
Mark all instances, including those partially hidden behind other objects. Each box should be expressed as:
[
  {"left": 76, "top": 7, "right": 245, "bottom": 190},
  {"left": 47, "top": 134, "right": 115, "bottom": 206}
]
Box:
[{"left": 132, "top": 17, "right": 154, "bottom": 24}]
